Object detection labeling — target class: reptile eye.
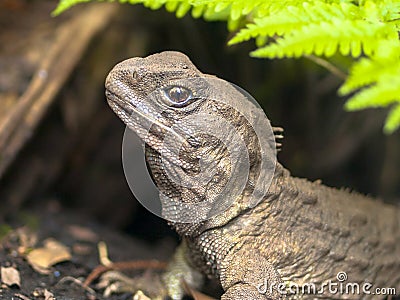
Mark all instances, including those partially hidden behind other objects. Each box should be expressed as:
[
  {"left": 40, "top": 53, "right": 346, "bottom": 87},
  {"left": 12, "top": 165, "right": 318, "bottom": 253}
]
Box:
[
  {"left": 132, "top": 70, "right": 138, "bottom": 80},
  {"left": 164, "top": 86, "right": 192, "bottom": 107}
]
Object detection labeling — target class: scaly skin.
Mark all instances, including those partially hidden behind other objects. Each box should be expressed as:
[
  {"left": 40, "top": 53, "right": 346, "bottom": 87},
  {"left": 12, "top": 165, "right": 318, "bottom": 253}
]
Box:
[{"left": 105, "top": 51, "right": 400, "bottom": 299}]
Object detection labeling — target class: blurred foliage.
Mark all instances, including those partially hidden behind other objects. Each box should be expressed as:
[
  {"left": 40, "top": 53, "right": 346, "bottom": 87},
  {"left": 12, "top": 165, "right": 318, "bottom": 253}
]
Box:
[
  {"left": 0, "top": 224, "right": 12, "bottom": 240},
  {"left": 54, "top": 0, "right": 400, "bottom": 133}
]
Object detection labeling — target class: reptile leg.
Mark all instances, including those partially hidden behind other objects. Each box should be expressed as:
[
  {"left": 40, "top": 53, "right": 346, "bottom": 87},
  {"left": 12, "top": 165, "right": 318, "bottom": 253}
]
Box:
[
  {"left": 162, "top": 241, "right": 204, "bottom": 300},
  {"left": 220, "top": 251, "right": 283, "bottom": 300}
]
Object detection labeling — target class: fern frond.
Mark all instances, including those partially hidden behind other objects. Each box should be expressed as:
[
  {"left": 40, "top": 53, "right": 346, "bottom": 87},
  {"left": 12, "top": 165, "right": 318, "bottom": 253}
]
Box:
[
  {"left": 344, "top": 79, "right": 400, "bottom": 110},
  {"left": 54, "top": 0, "right": 400, "bottom": 132},
  {"left": 54, "top": 0, "right": 263, "bottom": 21},
  {"left": 229, "top": 1, "right": 337, "bottom": 45},
  {"left": 385, "top": 103, "right": 400, "bottom": 133},
  {"left": 228, "top": 10, "right": 307, "bottom": 45},
  {"left": 252, "top": 19, "right": 396, "bottom": 58},
  {"left": 233, "top": 1, "right": 398, "bottom": 59},
  {"left": 339, "top": 58, "right": 384, "bottom": 94},
  {"left": 342, "top": 40, "right": 400, "bottom": 132}
]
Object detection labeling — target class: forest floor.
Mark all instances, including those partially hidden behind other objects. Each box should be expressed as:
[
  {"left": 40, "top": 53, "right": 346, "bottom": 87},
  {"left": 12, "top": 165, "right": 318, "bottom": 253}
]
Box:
[{"left": 0, "top": 207, "right": 175, "bottom": 300}]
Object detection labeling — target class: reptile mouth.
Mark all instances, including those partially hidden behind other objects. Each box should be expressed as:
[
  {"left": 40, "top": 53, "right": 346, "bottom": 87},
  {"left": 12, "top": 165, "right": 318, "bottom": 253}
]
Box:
[
  {"left": 105, "top": 89, "right": 136, "bottom": 116},
  {"left": 105, "top": 89, "right": 185, "bottom": 147}
]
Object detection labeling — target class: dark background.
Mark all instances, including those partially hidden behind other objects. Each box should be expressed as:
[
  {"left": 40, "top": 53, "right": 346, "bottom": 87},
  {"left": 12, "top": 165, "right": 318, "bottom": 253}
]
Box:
[{"left": 1, "top": 0, "right": 399, "bottom": 262}]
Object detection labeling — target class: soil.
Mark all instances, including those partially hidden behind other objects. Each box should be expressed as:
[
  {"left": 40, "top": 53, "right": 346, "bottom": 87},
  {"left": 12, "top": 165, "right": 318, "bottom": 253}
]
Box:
[{"left": 0, "top": 208, "right": 176, "bottom": 300}]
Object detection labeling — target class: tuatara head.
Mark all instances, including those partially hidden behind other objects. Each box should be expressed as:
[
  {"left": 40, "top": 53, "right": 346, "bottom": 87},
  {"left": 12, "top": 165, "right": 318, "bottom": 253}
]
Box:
[
  {"left": 105, "top": 51, "right": 276, "bottom": 227},
  {"left": 105, "top": 51, "right": 202, "bottom": 146}
]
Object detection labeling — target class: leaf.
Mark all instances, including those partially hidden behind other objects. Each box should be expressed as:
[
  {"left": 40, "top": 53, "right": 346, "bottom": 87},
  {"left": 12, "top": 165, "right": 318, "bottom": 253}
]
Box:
[
  {"left": 250, "top": 19, "right": 396, "bottom": 59},
  {"left": 341, "top": 40, "right": 400, "bottom": 133},
  {"left": 53, "top": 0, "right": 400, "bottom": 132},
  {"left": 26, "top": 238, "right": 71, "bottom": 274},
  {"left": 1, "top": 266, "right": 21, "bottom": 287},
  {"left": 344, "top": 80, "right": 400, "bottom": 110},
  {"left": 384, "top": 103, "right": 400, "bottom": 134},
  {"left": 175, "top": 2, "right": 191, "bottom": 17}
]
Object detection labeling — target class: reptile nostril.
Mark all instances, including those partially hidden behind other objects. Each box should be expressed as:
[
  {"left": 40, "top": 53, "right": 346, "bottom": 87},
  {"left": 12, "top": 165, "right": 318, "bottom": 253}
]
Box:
[{"left": 132, "top": 70, "right": 138, "bottom": 80}]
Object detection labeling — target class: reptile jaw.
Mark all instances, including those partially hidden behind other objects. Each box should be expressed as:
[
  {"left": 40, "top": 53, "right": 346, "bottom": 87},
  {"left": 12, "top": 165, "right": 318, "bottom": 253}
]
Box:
[{"left": 105, "top": 87, "right": 191, "bottom": 169}]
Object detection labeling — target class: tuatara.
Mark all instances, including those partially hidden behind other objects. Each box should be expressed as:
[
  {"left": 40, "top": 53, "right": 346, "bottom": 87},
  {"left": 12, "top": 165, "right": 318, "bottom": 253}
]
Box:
[{"left": 105, "top": 51, "right": 400, "bottom": 299}]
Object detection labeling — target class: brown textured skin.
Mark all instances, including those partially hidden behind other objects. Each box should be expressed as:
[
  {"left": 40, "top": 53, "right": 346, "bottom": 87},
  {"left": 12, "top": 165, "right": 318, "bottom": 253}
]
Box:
[{"left": 105, "top": 51, "right": 400, "bottom": 299}]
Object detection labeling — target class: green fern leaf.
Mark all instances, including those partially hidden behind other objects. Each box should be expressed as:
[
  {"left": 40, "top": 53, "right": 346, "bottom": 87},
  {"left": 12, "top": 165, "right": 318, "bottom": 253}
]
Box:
[
  {"left": 341, "top": 40, "right": 400, "bottom": 98},
  {"left": 339, "top": 58, "right": 381, "bottom": 94},
  {"left": 344, "top": 79, "right": 400, "bottom": 110},
  {"left": 176, "top": 2, "right": 191, "bottom": 17},
  {"left": 191, "top": 4, "right": 205, "bottom": 18},
  {"left": 53, "top": 0, "right": 94, "bottom": 15},
  {"left": 165, "top": 1, "right": 179, "bottom": 13},
  {"left": 250, "top": 18, "right": 397, "bottom": 59},
  {"left": 384, "top": 103, "right": 400, "bottom": 133},
  {"left": 140, "top": 0, "right": 165, "bottom": 10},
  {"left": 54, "top": 0, "right": 400, "bottom": 132},
  {"left": 342, "top": 40, "right": 400, "bottom": 132}
]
